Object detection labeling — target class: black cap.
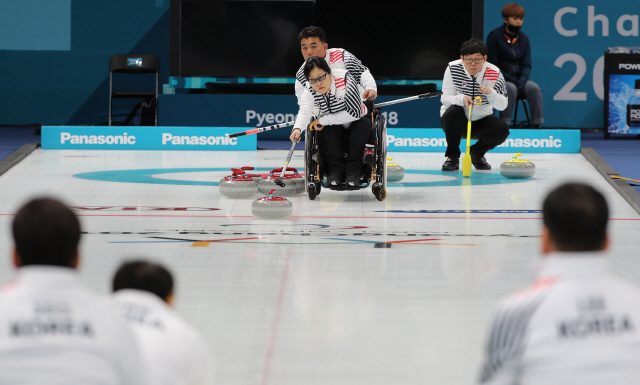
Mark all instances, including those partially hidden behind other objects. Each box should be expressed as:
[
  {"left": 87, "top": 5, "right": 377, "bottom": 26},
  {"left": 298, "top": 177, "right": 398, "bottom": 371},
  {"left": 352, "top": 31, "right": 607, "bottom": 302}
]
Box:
[{"left": 636, "top": 79, "right": 640, "bottom": 89}]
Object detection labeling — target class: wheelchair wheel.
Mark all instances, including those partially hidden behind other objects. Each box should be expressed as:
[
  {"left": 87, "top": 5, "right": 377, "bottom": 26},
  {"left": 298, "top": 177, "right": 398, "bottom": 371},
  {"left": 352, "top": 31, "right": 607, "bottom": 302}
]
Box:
[
  {"left": 373, "top": 109, "right": 388, "bottom": 200},
  {"left": 304, "top": 124, "right": 322, "bottom": 200},
  {"left": 372, "top": 182, "right": 386, "bottom": 201},
  {"left": 308, "top": 181, "right": 321, "bottom": 200},
  {"left": 308, "top": 183, "right": 317, "bottom": 200}
]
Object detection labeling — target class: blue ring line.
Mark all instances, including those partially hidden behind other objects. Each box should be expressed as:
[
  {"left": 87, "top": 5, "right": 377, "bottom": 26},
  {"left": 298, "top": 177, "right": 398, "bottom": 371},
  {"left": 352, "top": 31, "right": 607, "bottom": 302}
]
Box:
[{"left": 74, "top": 168, "right": 528, "bottom": 187}]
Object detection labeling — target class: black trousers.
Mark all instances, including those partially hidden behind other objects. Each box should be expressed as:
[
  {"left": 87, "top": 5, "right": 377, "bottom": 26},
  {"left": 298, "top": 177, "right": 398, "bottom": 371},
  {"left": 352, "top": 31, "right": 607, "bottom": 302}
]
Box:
[
  {"left": 440, "top": 105, "right": 509, "bottom": 159},
  {"left": 319, "top": 116, "right": 372, "bottom": 173}
]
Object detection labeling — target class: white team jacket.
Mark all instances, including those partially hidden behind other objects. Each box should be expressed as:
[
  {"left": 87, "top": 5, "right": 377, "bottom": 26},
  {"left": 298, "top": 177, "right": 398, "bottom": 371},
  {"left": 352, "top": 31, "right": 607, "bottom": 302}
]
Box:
[
  {"left": 0, "top": 266, "right": 147, "bottom": 385},
  {"left": 440, "top": 59, "right": 508, "bottom": 121},
  {"left": 112, "top": 289, "right": 216, "bottom": 385},
  {"left": 478, "top": 252, "right": 640, "bottom": 385},
  {"left": 298, "top": 68, "right": 367, "bottom": 129},
  {"left": 294, "top": 48, "right": 376, "bottom": 131}
]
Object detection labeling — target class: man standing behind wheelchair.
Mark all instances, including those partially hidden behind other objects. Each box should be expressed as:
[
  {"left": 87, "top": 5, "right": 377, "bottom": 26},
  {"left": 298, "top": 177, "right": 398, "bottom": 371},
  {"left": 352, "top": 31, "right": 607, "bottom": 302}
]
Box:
[{"left": 290, "top": 57, "right": 372, "bottom": 186}]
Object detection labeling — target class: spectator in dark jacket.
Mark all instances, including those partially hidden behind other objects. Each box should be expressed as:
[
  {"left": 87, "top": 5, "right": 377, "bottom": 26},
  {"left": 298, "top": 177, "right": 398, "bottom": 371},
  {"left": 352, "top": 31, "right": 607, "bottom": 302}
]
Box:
[{"left": 487, "top": 3, "right": 544, "bottom": 128}]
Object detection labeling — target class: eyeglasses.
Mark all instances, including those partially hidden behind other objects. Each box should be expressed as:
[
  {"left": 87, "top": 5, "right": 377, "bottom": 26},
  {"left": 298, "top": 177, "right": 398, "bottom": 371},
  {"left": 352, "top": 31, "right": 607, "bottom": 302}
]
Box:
[
  {"left": 308, "top": 72, "right": 328, "bottom": 84},
  {"left": 463, "top": 58, "right": 485, "bottom": 64}
]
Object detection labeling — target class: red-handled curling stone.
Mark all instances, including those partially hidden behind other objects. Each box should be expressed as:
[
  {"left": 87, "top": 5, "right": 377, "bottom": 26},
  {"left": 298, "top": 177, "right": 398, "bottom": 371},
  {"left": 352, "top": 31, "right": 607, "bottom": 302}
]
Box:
[
  {"left": 257, "top": 168, "right": 298, "bottom": 196},
  {"left": 279, "top": 167, "right": 305, "bottom": 194},
  {"left": 239, "top": 166, "right": 264, "bottom": 182},
  {"left": 219, "top": 174, "right": 258, "bottom": 199},
  {"left": 252, "top": 189, "right": 293, "bottom": 219}
]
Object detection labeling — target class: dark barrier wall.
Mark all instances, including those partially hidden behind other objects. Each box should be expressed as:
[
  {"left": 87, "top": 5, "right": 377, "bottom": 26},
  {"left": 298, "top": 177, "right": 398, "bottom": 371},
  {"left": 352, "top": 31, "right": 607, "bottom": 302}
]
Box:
[
  {"left": 2, "top": 0, "right": 637, "bottom": 128},
  {"left": 316, "top": 1, "right": 477, "bottom": 80},
  {"left": 1, "top": 0, "right": 476, "bottom": 126},
  {"left": 169, "top": 0, "right": 477, "bottom": 80}
]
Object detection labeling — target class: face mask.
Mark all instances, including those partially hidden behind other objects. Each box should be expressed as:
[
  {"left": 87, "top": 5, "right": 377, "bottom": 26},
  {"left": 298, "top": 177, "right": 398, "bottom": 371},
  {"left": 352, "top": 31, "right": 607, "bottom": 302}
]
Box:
[{"left": 506, "top": 23, "right": 521, "bottom": 34}]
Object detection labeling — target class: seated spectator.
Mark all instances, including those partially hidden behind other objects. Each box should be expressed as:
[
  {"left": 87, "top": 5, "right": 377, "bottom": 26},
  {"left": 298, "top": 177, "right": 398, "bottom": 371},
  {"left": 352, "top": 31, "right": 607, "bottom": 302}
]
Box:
[
  {"left": 477, "top": 183, "right": 640, "bottom": 384},
  {"left": 112, "top": 260, "right": 216, "bottom": 385},
  {"left": 0, "top": 197, "right": 146, "bottom": 385},
  {"left": 487, "top": 2, "right": 544, "bottom": 128}
]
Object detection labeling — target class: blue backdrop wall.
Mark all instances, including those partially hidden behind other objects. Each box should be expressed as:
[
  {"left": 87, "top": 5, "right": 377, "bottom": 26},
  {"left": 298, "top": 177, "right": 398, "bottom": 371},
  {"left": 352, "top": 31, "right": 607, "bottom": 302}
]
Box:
[
  {"left": 0, "top": 0, "right": 168, "bottom": 125},
  {"left": 1, "top": 0, "right": 638, "bottom": 128}
]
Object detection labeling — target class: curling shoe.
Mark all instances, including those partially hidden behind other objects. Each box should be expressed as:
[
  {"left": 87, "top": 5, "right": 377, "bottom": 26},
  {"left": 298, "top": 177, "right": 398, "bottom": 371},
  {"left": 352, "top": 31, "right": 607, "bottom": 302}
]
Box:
[
  {"left": 345, "top": 171, "right": 361, "bottom": 187},
  {"left": 441, "top": 157, "right": 459, "bottom": 171},
  {"left": 327, "top": 169, "right": 345, "bottom": 186},
  {"left": 471, "top": 151, "right": 491, "bottom": 170}
]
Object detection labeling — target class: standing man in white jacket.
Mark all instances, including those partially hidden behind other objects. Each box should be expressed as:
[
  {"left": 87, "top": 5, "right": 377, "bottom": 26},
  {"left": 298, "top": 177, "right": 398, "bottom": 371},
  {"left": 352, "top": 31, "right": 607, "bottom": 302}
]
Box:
[
  {"left": 293, "top": 26, "right": 377, "bottom": 104},
  {"left": 0, "top": 197, "right": 147, "bottom": 385},
  {"left": 477, "top": 183, "right": 640, "bottom": 385},
  {"left": 440, "top": 39, "right": 509, "bottom": 172},
  {"left": 111, "top": 260, "right": 216, "bottom": 385}
]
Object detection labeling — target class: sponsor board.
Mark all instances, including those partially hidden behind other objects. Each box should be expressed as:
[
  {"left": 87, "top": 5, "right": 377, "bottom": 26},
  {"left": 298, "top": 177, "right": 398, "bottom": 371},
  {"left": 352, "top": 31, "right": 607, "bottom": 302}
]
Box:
[
  {"left": 42, "top": 126, "right": 578, "bottom": 153},
  {"left": 41, "top": 126, "right": 256, "bottom": 150},
  {"left": 386, "top": 128, "right": 580, "bottom": 153}
]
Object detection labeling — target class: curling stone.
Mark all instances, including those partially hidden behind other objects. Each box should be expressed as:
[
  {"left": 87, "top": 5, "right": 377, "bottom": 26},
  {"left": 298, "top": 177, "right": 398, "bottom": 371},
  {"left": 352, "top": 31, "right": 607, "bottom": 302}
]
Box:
[
  {"left": 252, "top": 189, "right": 293, "bottom": 219},
  {"left": 239, "top": 166, "right": 264, "bottom": 182},
  {"left": 257, "top": 168, "right": 299, "bottom": 196},
  {"left": 386, "top": 157, "right": 405, "bottom": 182},
  {"left": 289, "top": 173, "right": 306, "bottom": 194},
  {"left": 269, "top": 167, "right": 305, "bottom": 193},
  {"left": 219, "top": 175, "right": 259, "bottom": 198},
  {"left": 500, "top": 153, "right": 535, "bottom": 179},
  {"left": 281, "top": 167, "right": 305, "bottom": 194}
]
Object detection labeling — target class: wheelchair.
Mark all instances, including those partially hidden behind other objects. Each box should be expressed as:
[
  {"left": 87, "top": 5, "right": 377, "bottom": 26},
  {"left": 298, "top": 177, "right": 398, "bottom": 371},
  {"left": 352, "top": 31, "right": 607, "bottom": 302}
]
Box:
[{"left": 304, "top": 102, "right": 387, "bottom": 201}]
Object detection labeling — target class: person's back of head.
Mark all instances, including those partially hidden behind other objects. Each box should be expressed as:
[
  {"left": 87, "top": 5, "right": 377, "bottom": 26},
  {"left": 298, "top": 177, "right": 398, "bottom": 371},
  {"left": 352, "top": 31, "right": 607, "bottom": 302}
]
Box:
[
  {"left": 542, "top": 183, "right": 609, "bottom": 252},
  {"left": 502, "top": 3, "right": 525, "bottom": 19},
  {"left": 12, "top": 197, "right": 81, "bottom": 268},
  {"left": 112, "top": 260, "right": 174, "bottom": 302},
  {"left": 461, "top": 39, "right": 488, "bottom": 56},
  {"left": 298, "top": 26, "right": 327, "bottom": 43}
]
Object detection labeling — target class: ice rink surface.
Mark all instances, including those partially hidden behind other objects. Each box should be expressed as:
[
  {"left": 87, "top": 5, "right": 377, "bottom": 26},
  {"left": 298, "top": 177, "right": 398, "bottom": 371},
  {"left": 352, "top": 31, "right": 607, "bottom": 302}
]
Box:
[{"left": 1, "top": 149, "right": 639, "bottom": 385}]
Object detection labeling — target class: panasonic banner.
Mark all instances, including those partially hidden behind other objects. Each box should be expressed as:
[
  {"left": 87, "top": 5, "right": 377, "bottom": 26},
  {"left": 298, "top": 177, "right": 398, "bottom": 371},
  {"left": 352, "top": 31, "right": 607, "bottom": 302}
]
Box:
[
  {"left": 41, "top": 126, "right": 256, "bottom": 150},
  {"left": 386, "top": 129, "right": 580, "bottom": 153},
  {"left": 42, "top": 126, "right": 577, "bottom": 153}
]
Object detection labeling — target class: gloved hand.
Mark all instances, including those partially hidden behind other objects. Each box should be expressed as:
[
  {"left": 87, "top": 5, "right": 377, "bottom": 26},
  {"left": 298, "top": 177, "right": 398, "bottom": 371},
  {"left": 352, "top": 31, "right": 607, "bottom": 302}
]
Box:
[{"left": 516, "top": 78, "right": 527, "bottom": 98}]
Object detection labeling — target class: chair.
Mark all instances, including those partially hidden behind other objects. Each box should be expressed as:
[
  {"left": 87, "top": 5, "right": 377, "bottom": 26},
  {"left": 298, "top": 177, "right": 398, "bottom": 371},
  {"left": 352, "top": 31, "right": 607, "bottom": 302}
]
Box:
[
  {"left": 109, "top": 54, "right": 158, "bottom": 126},
  {"left": 512, "top": 96, "right": 533, "bottom": 129}
]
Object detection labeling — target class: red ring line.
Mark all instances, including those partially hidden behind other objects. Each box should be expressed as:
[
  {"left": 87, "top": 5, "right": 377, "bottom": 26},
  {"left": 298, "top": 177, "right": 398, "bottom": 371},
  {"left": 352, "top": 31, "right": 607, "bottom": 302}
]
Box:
[{"left": 0, "top": 214, "right": 638, "bottom": 221}]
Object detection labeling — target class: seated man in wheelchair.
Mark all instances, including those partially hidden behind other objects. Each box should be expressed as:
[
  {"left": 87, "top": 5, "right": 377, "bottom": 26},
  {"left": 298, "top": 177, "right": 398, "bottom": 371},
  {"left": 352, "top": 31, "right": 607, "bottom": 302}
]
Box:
[{"left": 290, "top": 57, "right": 372, "bottom": 187}]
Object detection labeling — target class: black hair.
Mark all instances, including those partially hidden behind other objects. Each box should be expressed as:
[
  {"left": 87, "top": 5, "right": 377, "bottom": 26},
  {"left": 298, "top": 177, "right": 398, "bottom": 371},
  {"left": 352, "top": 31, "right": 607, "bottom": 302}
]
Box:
[
  {"left": 303, "top": 56, "right": 331, "bottom": 80},
  {"left": 543, "top": 183, "right": 609, "bottom": 252},
  {"left": 460, "top": 39, "right": 488, "bottom": 56},
  {"left": 298, "top": 26, "right": 327, "bottom": 43},
  {"left": 12, "top": 197, "right": 81, "bottom": 267},
  {"left": 112, "top": 260, "right": 174, "bottom": 301}
]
